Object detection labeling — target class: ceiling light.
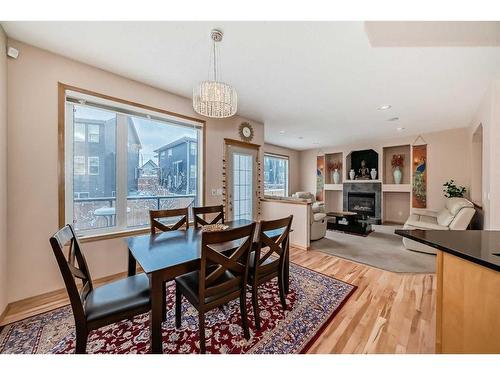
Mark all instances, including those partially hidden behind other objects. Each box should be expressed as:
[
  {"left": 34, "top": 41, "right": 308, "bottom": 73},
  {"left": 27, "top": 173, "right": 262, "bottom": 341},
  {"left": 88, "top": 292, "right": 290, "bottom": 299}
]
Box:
[
  {"left": 313, "top": 142, "right": 320, "bottom": 145},
  {"left": 193, "top": 29, "right": 237, "bottom": 118},
  {"left": 279, "top": 130, "right": 285, "bottom": 135},
  {"left": 388, "top": 117, "right": 399, "bottom": 122},
  {"left": 298, "top": 136, "right": 304, "bottom": 140},
  {"left": 397, "top": 127, "right": 405, "bottom": 131},
  {"left": 377, "top": 105, "right": 392, "bottom": 111}
]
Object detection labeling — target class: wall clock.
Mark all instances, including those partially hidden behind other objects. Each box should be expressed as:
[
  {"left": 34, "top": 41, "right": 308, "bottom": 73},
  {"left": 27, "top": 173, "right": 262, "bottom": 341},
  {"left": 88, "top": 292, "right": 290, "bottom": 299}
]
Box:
[{"left": 238, "top": 122, "right": 254, "bottom": 142}]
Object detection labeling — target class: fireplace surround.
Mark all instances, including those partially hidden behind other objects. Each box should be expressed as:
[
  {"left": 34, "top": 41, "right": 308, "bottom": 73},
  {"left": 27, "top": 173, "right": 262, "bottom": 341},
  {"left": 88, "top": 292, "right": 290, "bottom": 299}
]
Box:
[{"left": 343, "top": 182, "right": 381, "bottom": 223}]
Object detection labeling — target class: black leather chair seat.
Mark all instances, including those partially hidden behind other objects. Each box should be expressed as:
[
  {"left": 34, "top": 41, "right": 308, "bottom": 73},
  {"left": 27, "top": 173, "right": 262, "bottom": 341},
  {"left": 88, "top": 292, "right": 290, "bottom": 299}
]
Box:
[
  {"left": 176, "top": 268, "right": 239, "bottom": 305},
  {"left": 85, "top": 273, "right": 150, "bottom": 322}
]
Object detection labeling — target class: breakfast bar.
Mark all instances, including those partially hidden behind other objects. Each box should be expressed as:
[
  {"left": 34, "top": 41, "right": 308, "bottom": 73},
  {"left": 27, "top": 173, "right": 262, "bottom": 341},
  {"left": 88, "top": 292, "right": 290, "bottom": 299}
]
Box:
[{"left": 396, "top": 229, "right": 500, "bottom": 354}]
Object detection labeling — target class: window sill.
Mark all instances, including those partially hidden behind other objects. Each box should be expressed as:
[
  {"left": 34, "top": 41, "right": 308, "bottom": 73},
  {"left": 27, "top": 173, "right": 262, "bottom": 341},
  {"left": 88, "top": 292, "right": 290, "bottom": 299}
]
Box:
[{"left": 78, "top": 227, "right": 150, "bottom": 243}]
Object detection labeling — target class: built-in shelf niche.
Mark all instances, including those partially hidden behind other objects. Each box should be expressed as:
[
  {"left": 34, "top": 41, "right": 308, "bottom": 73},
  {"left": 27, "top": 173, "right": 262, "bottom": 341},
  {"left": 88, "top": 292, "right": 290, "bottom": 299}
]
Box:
[
  {"left": 345, "top": 149, "right": 379, "bottom": 180},
  {"left": 382, "top": 144, "right": 411, "bottom": 185},
  {"left": 325, "top": 152, "right": 343, "bottom": 184}
]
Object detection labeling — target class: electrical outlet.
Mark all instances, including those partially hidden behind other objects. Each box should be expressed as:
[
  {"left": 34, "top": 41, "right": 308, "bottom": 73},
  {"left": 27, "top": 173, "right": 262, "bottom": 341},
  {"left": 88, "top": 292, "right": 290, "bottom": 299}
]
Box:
[{"left": 216, "top": 188, "right": 223, "bottom": 196}]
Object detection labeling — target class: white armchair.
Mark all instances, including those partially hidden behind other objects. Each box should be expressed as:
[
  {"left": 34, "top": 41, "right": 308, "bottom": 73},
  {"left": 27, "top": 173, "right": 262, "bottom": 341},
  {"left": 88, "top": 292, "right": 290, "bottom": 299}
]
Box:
[
  {"left": 291, "top": 192, "right": 327, "bottom": 241},
  {"left": 402, "top": 197, "right": 475, "bottom": 254}
]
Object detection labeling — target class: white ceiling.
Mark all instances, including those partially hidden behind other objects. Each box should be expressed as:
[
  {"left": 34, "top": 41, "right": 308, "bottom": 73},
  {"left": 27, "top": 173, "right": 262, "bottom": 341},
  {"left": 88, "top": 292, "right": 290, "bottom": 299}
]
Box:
[{"left": 3, "top": 21, "right": 500, "bottom": 150}]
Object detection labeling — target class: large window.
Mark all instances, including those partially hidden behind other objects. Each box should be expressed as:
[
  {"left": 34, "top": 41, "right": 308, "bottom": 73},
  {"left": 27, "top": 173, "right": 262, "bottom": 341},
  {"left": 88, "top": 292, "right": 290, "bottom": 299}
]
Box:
[
  {"left": 63, "top": 88, "right": 204, "bottom": 236},
  {"left": 264, "top": 153, "right": 289, "bottom": 197}
]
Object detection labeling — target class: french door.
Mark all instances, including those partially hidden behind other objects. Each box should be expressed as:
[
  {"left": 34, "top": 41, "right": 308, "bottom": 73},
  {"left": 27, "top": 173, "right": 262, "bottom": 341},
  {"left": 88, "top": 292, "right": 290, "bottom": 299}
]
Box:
[{"left": 225, "top": 141, "right": 259, "bottom": 221}]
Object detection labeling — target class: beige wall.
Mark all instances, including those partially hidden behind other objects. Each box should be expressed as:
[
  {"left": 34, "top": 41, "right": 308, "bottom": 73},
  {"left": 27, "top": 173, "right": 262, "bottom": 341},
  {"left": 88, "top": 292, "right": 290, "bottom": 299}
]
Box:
[
  {"left": 468, "top": 76, "right": 500, "bottom": 230},
  {"left": 299, "top": 127, "right": 472, "bottom": 215},
  {"left": 0, "top": 27, "right": 8, "bottom": 315},
  {"left": 263, "top": 143, "right": 301, "bottom": 195},
  {"left": 6, "top": 39, "right": 264, "bottom": 302}
]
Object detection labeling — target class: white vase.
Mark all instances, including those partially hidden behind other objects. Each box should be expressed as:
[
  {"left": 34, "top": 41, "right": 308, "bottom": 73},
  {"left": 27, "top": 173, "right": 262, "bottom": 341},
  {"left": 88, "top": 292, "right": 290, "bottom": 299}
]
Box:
[
  {"left": 393, "top": 167, "right": 402, "bottom": 184},
  {"left": 333, "top": 169, "right": 340, "bottom": 184},
  {"left": 349, "top": 169, "right": 355, "bottom": 180},
  {"left": 370, "top": 168, "right": 377, "bottom": 180}
]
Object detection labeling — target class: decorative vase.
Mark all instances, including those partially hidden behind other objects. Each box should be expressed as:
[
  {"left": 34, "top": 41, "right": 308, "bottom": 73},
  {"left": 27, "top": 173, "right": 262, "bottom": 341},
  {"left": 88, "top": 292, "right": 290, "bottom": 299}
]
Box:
[
  {"left": 349, "top": 169, "right": 355, "bottom": 180},
  {"left": 333, "top": 169, "right": 340, "bottom": 184},
  {"left": 393, "top": 167, "right": 402, "bottom": 184},
  {"left": 370, "top": 168, "right": 377, "bottom": 180}
]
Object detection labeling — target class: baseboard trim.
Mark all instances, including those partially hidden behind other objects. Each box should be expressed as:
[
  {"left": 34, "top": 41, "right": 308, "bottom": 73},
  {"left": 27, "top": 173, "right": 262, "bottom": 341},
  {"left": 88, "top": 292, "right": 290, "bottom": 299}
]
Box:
[
  {"left": 291, "top": 243, "right": 310, "bottom": 251},
  {"left": 0, "top": 270, "right": 133, "bottom": 326}
]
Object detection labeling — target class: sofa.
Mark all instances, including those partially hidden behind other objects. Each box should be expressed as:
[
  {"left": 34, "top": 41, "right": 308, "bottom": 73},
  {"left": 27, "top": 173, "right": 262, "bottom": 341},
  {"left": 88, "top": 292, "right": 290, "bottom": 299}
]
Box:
[
  {"left": 402, "top": 197, "right": 475, "bottom": 254},
  {"left": 291, "top": 192, "right": 327, "bottom": 241}
]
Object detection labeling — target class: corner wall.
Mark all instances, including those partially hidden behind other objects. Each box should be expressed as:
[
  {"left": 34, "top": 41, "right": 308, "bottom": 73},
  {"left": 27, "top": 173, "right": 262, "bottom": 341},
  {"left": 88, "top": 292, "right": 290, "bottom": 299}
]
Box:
[
  {"left": 0, "top": 26, "right": 8, "bottom": 316},
  {"left": 6, "top": 39, "right": 264, "bottom": 302}
]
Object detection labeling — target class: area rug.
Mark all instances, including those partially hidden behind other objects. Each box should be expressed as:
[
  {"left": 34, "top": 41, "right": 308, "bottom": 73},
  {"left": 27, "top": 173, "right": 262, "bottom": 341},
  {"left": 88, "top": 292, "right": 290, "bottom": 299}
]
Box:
[
  {"left": 312, "top": 225, "right": 435, "bottom": 273},
  {"left": 0, "top": 263, "right": 355, "bottom": 354}
]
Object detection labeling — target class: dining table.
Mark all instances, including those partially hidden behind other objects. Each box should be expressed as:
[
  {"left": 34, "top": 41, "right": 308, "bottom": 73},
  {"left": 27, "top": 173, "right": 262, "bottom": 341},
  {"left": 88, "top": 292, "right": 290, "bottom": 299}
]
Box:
[{"left": 125, "top": 219, "right": 290, "bottom": 354}]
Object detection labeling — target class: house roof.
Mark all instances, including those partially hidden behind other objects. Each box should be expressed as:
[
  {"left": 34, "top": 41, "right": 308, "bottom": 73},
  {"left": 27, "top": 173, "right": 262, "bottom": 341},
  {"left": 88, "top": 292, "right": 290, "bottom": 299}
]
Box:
[
  {"left": 154, "top": 136, "right": 197, "bottom": 153},
  {"left": 141, "top": 159, "right": 158, "bottom": 169}
]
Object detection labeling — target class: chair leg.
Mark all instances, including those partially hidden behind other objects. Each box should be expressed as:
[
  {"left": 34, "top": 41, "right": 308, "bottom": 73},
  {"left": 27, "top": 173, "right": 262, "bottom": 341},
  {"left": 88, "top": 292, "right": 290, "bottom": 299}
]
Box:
[
  {"left": 198, "top": 312, "right": 206, "bottom": 354},
  {"left": 252, "top": 283, "right": 261, "bottom": 330},
  {"left": 162, "top": 282, "right": 167, "bottom": 321},
  {"left": 239, "top": 291, "right": 250, "bottom": 340},
  {"left": 175, "top": 285, "right": 182, "bottom": 329},
  {"left": 75, "top": 329, "right": 88, "bottom": 354},
  {"left": 278, "top": 273, "right": 287, "bottom": 311}
]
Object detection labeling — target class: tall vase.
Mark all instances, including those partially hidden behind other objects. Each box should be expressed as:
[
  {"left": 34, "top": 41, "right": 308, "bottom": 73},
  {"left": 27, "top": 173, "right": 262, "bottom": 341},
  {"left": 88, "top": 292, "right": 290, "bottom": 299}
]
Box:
[
  {"left": 349, "top": 169, "right": 355, "bottom": 180},
  {"left": 393, "top": 167, "right": 402, "bottom": 184},
  {"left": 333, "top": 169, "right": 340, "bottom": 184},
  {"left": 370, "top": 168, "right": 377, "bottom": 180}
]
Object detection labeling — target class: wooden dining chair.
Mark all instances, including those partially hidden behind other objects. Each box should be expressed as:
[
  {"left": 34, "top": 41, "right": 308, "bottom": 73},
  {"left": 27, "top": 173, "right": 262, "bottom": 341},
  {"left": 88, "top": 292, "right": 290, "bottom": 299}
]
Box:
[
  {"left": 49, "top": 225, "right": 151, "bottom": 354},
  {"left": 175, "top": 223, "right": 256, "bottom": 353},
  {"left": 192, "top": 205, "right": 224, "bottom": 228},
  {"left": 149, "top": 207, "right": 189, "bottom": 234},
  {"left": 249, "top": 215, "right": 293, "bottom": 330}
]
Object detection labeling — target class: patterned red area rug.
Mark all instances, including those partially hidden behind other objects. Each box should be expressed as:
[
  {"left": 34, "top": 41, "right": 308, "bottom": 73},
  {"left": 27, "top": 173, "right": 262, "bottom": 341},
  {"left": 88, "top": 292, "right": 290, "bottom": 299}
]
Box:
[{"left": 0, "top": 263, "right": 355, "bottom": 354}]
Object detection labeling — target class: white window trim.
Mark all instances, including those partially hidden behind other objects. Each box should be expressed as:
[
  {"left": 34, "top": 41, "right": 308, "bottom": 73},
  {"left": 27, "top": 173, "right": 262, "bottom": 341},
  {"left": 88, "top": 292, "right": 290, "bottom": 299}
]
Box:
[
  {"left": 87, "top": 124, "right": 100, "bottom": 143},
  {"left": 263, "top": 153, "right": 290, "bottom": 197},
  {"left": 64, "top": 89, "right": 205, "bottom": 237},
  {"left": 74, "top": 155, "right": 86, "bottom": 175},
  {"left": 88, "top": 156, "right": 100, "bottom": 175}
]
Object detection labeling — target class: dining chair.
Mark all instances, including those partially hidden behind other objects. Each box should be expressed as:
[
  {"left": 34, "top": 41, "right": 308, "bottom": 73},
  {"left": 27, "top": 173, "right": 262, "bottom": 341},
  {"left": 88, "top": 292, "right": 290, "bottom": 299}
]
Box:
[
  {"left": 249, "top": 215, "right": 293, "bottom": 330},
  {"left": 149, "top": 207, "right": 189, "bottom": 234},
  {"left": 174, "top": 222, "right": 256, "bottom": 353},
  {"left": 192, "top": 205, "right": 224, "bottom": 228},
  {"left": 49, "top": 225, "right": 151, "bottom": 354}
]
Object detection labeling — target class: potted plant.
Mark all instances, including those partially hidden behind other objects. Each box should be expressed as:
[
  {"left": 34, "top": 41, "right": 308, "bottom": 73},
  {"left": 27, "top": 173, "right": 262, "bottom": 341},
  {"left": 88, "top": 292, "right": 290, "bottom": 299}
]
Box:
[
  {"left": 391, "top": 154, "right": 404, "bottom": 184},
  {"left": 443, "top": 180, "right": 467, "bottom": 198},
  {"left": 328, "top": 161, "right": 342, "bottom": 184}
]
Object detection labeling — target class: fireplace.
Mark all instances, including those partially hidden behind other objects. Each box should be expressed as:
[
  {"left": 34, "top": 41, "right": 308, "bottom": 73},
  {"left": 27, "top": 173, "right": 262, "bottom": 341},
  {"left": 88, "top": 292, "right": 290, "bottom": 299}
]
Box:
[{"left": 348, "top": 192, "right": 376, "bottom": 217}]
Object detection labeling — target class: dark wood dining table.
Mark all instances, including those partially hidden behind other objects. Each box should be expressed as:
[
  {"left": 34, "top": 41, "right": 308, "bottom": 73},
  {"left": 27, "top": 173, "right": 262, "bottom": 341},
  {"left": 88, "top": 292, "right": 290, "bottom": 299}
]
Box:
[{"left": 125, "top": 219, "right": 290, "bottom": 354}]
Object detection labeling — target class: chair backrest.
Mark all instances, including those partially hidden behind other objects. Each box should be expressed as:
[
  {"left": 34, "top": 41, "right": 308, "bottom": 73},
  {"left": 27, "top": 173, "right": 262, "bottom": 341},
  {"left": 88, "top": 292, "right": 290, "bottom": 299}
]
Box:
[
  {"left": 199, "top": 223, "right": 256, "bottom": 303},
  {"left": 49, "top": 225, "right": 93, "bottom": 324},
  {"left": 193, "top": 205, "right": 224, "bottom": 228},
  {"left": 253, "top": 216, "right": 293, "bottom": 278},
  {"left": 149, "top": 207, "right": 189, "bottom": 234}
]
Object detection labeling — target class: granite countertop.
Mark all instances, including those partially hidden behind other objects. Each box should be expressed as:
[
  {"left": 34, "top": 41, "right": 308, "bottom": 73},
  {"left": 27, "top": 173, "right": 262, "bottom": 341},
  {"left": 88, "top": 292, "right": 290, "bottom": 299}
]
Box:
[{"left": 395, "top": 229, "right": 500, "bottom": 272}]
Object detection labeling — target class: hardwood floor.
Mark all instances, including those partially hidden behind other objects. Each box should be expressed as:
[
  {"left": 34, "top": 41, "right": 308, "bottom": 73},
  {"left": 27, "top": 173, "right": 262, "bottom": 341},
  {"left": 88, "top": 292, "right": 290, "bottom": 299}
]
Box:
[
  {"left": 0, "top": 248, "right": 436, "bottom": 354},
  {"left": 290, "top": 247, "right": 436, "bottom": 354}
]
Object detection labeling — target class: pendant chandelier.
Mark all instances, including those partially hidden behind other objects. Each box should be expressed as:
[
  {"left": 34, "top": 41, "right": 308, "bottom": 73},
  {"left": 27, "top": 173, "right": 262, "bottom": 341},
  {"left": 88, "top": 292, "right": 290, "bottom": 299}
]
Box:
[{"left": 193, "top": 29, "right": 237, "bottom": 118}]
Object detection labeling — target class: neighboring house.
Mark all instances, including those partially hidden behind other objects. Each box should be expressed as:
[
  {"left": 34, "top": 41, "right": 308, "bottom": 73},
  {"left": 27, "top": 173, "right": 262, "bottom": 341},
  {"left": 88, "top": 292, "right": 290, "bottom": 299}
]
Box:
[
  {"left": 137, "top": 159, "right": 160, "bottom": 178},
  {"left": 73, "top": 117, "right": 141, "bottom": 198},
  {"left": 154, "top": 137, "right": 197, "bottom": 196},
  {"left": 136, "top": 160, "right": 162, "bottom": 195}
]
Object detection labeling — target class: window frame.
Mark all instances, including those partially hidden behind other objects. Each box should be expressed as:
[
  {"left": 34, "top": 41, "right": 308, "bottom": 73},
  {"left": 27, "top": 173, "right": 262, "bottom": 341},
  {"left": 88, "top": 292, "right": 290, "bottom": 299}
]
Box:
[
  {"left": 263, "top": 152, "right": 290, "bottom": 197},
  {"left": 87, "top": 156, "right": 100, "bottom": 175},
  {"left": 58, "top": 83, "right": 206, "bottom": 241}
]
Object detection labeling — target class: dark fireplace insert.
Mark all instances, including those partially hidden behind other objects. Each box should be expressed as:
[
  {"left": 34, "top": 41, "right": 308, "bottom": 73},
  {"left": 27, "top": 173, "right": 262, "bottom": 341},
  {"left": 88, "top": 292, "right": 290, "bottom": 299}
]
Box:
[{"left": 348, "top": 192, "right": 376, "bottom": 217}]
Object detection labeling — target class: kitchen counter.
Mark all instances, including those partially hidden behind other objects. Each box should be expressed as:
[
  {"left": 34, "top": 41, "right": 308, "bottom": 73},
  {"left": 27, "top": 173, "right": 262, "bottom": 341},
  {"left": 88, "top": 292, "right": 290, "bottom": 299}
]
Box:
[{"left": 395, "top": 229, "right": 500, "bottom": 272}]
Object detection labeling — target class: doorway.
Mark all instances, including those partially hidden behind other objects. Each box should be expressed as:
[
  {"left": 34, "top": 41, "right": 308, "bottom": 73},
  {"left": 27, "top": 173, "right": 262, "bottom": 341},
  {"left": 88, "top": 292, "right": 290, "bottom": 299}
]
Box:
[{"left": 224, "top": 139, "right": 259, "bottom": 221}]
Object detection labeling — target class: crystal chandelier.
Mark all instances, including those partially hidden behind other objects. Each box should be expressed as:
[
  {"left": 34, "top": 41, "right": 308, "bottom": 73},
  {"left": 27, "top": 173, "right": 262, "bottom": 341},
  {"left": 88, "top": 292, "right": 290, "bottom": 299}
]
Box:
[{"left": 193, "top": 29, "right": 237, "bottom": 118}]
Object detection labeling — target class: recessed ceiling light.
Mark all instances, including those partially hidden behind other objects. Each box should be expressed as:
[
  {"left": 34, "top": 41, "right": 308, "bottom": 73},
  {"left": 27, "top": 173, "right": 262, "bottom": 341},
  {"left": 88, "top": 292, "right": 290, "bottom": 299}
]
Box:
[
  {"left": 377, "top": 105, "right": 392, "bottom": 111},
  {"left": 397, "top": 127, "right": 405, "bottom": 131},
  {"left": 313, "top": 142, "right": 320, "bottom": 145},
  {"left": 279, "top": 130, "right": 285, "bottom": 135},
  {"left": 298, "top": 136, "right": 304, "bottom": 140},
  {"left": 387, "top": 117, "right": 399, "bottom": 122}
]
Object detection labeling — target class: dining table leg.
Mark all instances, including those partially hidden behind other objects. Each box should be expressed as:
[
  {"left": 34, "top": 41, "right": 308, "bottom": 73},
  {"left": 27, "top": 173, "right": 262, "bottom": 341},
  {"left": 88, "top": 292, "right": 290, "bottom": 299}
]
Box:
[
  {"left": 149, "top": 273, "right": 163, "bottom": 354},
  {"left": 127, "top": 249, "right": 137, "bottom": 277}
]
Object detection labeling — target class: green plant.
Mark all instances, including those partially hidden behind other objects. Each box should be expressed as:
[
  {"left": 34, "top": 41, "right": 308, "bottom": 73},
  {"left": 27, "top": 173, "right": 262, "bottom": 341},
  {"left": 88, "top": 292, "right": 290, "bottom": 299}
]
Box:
[{"left": 443, "top": 179, "right": 467, "bottom": 198}]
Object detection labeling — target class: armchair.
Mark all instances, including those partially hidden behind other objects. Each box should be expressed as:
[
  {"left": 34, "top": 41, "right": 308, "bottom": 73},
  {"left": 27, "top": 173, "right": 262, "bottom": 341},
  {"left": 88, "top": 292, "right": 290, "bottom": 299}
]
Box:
[
  {"left": 291, "top": 192, "right": 327, "bottom": 241},
  {"left": 402, "top": 197, "right": 475, "bottom": 254}
]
